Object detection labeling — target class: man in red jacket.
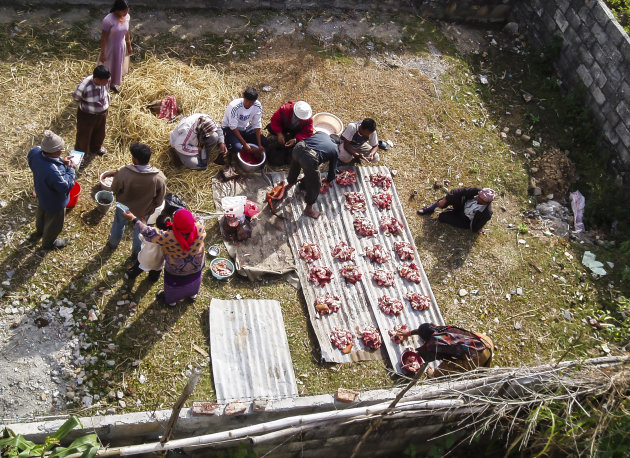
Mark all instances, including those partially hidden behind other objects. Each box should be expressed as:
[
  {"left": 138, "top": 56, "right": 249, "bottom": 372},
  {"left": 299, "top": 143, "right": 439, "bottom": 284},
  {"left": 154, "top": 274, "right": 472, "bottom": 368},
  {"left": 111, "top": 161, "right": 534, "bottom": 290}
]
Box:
[{"left": 266, "top": 100, "right": 314, "bottom": 165}]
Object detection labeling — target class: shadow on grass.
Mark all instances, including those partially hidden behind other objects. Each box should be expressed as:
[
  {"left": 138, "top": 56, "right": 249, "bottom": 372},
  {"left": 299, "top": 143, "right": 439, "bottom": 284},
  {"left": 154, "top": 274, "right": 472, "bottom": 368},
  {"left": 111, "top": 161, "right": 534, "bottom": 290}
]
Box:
[{"left": 418, "top": 213, "right": 478, "bottom": 272}]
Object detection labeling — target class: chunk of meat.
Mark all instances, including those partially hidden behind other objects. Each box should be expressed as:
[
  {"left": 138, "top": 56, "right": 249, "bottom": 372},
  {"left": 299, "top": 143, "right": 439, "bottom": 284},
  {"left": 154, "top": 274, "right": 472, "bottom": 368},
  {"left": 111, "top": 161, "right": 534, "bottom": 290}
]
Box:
[
  {"left": 336, "top": 169, "right": 358, "bottom": 186},
  {"left": 308, "top": 265, "right": 333, "bottom": 286},
  {"left": 344, "top": 191, "right": 367, "bottom": 212},
  {"left": 314, "top": 293, "right": 342, "bottom": 315},
  {"left": 402, "top": 352, "right": 422, "bottom": 373},
  {"left": 330, "top": 327, "right": 354, "bottom": 353},
  {"left": 405, "top": 292, "right": 431, "bottom": 311},
  {"left": 360, "top": 325, "right": 382, "bottom": 350},
  {"left": 372, "top": 191, "right": 392, "bottom": 210},
  {"left": 369, "top": 172, "right": 393, "bottom": 190},
  {"left": 380, "top": 215, "right": 404, "bottom": 235},
  {"left": 331, "top": 241, "right": 355, "bottom": 262},
  {"left": 388, "top": 324, "right": 410, "bottom": 344},
  {"left": 364, "top": 244, "right": 389, "bottom": 264},
  {"left": 393, "top": 241, "right": 415, "bottom": 261},
  {"left": 299, "top": 243, "right": 322, "bottom": 263},
  {"left": 339, "top": 264, "right": 362, "bottom": 284},
  {"left": 372, "top": 269, "right": 395, "bottom": 287},
  {"left": 378, "top": 295, "right": 404, "bottom": 315},
  {"left": 353, "top": 217, "right": 378, "bottom": 237},
  {"left": 398, "top": 263, "right": 422, "bottom": 284},
  {"left": 211, "top": 260, "right": 233, "bottom": 277}
]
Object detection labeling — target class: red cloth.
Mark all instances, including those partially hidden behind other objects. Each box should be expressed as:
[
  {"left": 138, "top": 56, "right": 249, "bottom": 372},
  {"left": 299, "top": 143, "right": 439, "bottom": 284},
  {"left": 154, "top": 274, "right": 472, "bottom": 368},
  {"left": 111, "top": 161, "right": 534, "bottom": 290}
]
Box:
[
  {"left": 172, "top": 209, "right": 198, "bottom": 251},
  {"left": 158, "top": 96, "right": 178, "bottom": 120},
  {"left": 269, "top": 101, "right": 314, "bottom": 141}
]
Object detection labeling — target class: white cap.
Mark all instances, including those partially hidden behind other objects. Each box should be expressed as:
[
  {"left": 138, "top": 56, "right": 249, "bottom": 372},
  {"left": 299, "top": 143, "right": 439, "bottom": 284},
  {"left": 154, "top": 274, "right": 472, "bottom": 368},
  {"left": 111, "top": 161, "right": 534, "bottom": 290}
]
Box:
[{"left": 293, "top": 101, "right": 312, "bottom": 120}]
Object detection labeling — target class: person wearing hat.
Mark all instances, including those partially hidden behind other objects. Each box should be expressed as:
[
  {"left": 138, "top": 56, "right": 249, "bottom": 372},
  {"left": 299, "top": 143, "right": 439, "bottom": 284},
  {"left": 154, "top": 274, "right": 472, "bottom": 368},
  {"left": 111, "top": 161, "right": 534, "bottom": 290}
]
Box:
[
  {"left": 265, "top": 100, "right": 314, "bottom": 166},
  {"left": 27, "top": 130, "right": 77, "bottom": 249},
  {"left": 417, "top": 187, "right": 496, "bottom": 233}
]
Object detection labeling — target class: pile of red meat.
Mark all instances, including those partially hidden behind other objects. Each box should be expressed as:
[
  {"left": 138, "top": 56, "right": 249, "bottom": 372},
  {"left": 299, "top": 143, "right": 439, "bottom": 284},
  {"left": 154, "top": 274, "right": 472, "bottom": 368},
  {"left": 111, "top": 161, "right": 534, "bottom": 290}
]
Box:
[
  {"left": 339, "top": 264, "right": 362, "bottom": 283},
  {"left": 336, "top": 169, "right": 358, "bottom": 186},
  {"left": 369, "top": 172, "right": 392, "bottom": 190},
  {"left": 344, "top": 192, "right": 367, "bottom": 212},
  {"left": 308, "top": 265, "right": 333, "bottom": 286},
  {"left": 364, "top": 244, "right": 389, "bottom": 263},
  {"left": 372, "top": 191, "right": 392, "bottom": 210},
  {"left": 330, "top": 327, "right": 354, "bottom": 353},
  {"left": 402, "top": 351, "right": 423, "bottom": 373},
  {"left": 314, "top": 293, "right": 341, "bottom": 315},
  {"left": 378, "top": 295, "right": 404, "bottom": 315},
  {"left": 331, "top": 241, "right": 355, "bottom": 262},
  {"left": 393, "top": 241, "right": 414, "bottom": 261},
  {"left": 299, "top": 243, "right": 322, "bottom": 263},
  {"left": 388, "top": 324, "right": 410, "bottom": 344},
  {"left": 398, "top": 263, "right": 421, "bottom": 283},
  {"left": 372, "top": 269, "right": 395, "bottom": 287},
  {"left": 360, "top": 325, "right": 382, "bottom": 350},
  {"left": 380, "top": 215, "right": 404, "bottom": 235},
  {"left": 353, "top": 217, "right": 378, "bottom": 237},
  {"left": 405, "top": 292, "right": 431, "bottom": 311}
]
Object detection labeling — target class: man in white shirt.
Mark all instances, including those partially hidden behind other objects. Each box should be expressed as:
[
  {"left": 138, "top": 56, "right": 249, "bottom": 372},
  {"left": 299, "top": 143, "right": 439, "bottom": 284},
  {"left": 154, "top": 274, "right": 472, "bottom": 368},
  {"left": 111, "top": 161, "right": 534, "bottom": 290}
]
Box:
[
  {"left": 221, "top": 88, "right": 268, "bottom": 162},
  {"left": 338, "top": 118, "right": 379, "bottom": 163}
]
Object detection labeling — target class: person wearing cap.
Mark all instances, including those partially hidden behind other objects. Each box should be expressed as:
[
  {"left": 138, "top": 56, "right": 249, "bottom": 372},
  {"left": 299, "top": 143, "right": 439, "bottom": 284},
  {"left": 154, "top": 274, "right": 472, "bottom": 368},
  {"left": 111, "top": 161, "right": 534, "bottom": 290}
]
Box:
[
  {"left": 284, "top": 131, "right": 339, "bottom": 219},
  {"left": 266, "top": 100, "right": 314, "bottom": 165},
  {"left": 169, "top": 113, "right": 228, "bottom": 170},
  {"left": 396, "top": 322, "right": 493, "bottom": 377},
  {"left": 338, "top": 118, "right": 379, "bottom": 164},
  {"left": 72, "top": 64, "right": 111, "bottom": 156},
  {"left": 27, "top": 130, "right": 77, "bottom": 249},
  {"left": 122, "top": 208, "right": 206, "bottom": 307},
  {"left": 417, "top": 187, "right": 496, "bottom": 233}
]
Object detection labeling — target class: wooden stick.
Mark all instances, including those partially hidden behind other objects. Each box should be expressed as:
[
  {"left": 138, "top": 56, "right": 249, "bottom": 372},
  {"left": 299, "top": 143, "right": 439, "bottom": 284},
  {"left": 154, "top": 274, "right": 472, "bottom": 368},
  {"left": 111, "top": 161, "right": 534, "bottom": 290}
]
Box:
[{"left": 160, "top": 368, "right": 201, "bottom": 446}]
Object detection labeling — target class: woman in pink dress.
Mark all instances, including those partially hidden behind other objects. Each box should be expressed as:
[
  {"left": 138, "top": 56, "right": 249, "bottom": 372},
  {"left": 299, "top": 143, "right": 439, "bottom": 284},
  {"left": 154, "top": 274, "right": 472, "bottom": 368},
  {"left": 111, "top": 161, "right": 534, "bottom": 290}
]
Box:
[{"left": 99, "top": 0, "right": 132, "bottom": 93}]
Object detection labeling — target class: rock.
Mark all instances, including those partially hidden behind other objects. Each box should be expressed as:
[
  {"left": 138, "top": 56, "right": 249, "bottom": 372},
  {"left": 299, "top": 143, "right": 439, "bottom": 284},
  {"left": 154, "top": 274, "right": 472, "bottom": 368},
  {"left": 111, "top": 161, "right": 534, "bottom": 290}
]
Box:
[
  {"left": 82, "top": 395, "right": 93, "bottom": 407},
  {"left": 514, "top": 321, "right": 522, "bottom": 330},
  {"left": 533, "top": 187, "right": 542, "bottom": 196},
  {"left": 563, "top": 309, "right": 573, "bottom": 321},
  {"left": 521, "top": 135, "right": 531, "bottom": 142},
  {"left": 262, "top": 86, "right": 272, "bottom": 92},
  {"left": 515, "top": 129, "right": 522, "bottom": 136},
  {"left": 118, "top": 400, "right": 126, "bottom": 408},
  {"left": 337, "top": 388, "right": 359, "bottom": 403},
  {"left": 500, "top": 132, "right": 507, "bottom": 139},
  {"left": 503, "top": 22, "right": 519, "bottom": 35},
  {"left": 458, "top": 289, "right": 468, "bottom": 297},
  {"left": 530, "top": 167, "right": 538, "bottom": 173},
  {"left": 108, "top": 391, "right": 116, "bottom": 400},
  {"left": 40, "top": 393, "right": 46, "bottom": 401},
  {"left": 516, "top": 287, "right": 523, "bottom": 295},
  {"left": 116, "top": 391, "right": 124, "bottom": 400},
  {"left": 106, "top": 408, "right": 116, "bottom": 415}
]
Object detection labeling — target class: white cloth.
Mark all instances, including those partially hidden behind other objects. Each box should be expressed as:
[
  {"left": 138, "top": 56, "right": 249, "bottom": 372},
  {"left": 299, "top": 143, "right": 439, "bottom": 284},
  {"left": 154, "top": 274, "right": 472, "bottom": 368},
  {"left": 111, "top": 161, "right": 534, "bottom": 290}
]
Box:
[
  {"left": 137, "top": 235, "right": 165, "bottom": 271},
  {"left": 170, "top": 113, "right": 206, "bottom": 156},
  {"left": 464, "top": 199, "right": 487, "bottom": 228},
  {"left": 221, "top": 98, "right": 263, "bottom": 130}
]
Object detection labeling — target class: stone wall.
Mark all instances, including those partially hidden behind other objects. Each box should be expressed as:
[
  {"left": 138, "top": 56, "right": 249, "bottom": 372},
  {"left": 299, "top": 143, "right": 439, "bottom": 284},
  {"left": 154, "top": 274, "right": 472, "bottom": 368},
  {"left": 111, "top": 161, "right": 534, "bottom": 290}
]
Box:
[{"left": 515, "top": 0, "right": 630, "bottom": 176}]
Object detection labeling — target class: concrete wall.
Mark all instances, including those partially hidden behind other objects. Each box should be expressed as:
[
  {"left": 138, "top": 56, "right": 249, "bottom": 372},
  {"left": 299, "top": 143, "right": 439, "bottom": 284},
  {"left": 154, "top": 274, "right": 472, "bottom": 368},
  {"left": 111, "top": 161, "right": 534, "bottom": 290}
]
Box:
[
  {"left": 515, "top": 0, "right": 630, "bottom": 177},
  {"left": 5, "top": 0, "right": 516, "bottom": 21}
]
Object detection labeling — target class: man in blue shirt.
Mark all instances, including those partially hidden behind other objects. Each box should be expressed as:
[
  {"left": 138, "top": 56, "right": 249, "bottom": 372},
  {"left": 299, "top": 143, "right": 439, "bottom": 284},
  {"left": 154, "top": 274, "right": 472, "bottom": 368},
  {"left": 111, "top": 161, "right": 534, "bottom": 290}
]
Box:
[{"left": 27, "top": 130, "right": 77, "bottom": 249}]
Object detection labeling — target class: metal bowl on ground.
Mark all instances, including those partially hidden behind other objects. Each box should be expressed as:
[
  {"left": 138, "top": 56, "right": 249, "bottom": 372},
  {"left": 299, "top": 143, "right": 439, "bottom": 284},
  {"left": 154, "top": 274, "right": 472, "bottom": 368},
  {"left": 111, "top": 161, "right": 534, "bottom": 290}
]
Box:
[
  {"left": 210, "top": 257, "right": 235, "bottom": 280},
  {"left": 313, "top": 112, "right": 344, "bottom": 136},
  {"left": 208, "top": 245, "right": 220, "bottom": 257},
  {"left": 237, "top": 144, "right": 266, "bottom": 172},
  {"left": 99, "top": 170, "right": 116, "bottom": 191}
]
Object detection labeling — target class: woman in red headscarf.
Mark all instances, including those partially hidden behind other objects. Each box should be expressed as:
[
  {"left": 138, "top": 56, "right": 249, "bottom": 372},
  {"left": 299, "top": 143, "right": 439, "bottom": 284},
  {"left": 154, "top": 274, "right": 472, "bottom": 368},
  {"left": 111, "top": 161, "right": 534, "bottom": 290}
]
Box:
[{"left": 124, "top": 208, "right": 206, "bottom": 306}]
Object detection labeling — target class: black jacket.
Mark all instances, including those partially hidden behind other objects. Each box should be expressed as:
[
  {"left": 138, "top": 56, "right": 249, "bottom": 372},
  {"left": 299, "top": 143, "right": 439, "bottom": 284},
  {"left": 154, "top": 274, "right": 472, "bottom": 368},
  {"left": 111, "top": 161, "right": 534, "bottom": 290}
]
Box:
[{"left": 443, "top": 187, "right": 493, "bottom": 232}]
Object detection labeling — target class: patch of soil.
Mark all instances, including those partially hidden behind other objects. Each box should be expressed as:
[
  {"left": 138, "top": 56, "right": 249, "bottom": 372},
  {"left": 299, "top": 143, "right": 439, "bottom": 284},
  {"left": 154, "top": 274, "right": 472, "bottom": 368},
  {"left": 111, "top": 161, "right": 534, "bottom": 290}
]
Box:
[
  {"left": 531, "top": 147, "right": 577, "bottom": 204},
  {"left": 439, "top": 22, "right": 487, "bottom": 55}
]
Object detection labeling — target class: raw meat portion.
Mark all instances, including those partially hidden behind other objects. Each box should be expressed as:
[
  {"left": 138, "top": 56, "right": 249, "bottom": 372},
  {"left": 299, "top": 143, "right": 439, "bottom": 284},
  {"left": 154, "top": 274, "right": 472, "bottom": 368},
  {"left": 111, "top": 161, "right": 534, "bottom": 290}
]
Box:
[
  {"left": 372, "top": 269, "right": 395, "bottom": 287},
  {"left": 330, "top": 327, "right": 354, "bottom": 353},
  {"left": 336, "top": 169, "right": 357, "bottom": 186},
  {"left": 369, "top": 172, "right": 393, "bottom": 190},
  {"left": 353, "top": 217, "right": 378, "bottom": 237},
  {"left": 388, "top": 324, "right": 410, "bottom": 344},
  {"left": 394, "top": 241, "right": 414, "bottom": 261},
  {"left": 308, "top": 265, "right": 333, "bottom": 286},
  {"left": 360, "top": 325, "right": 382, "bottom": 350},
  {"left": 372, "top": 191, "right": 392, "bottom": 210},
  {"left": 380, "top": 215, "right": 404, "bottom": 235},
  {"left": 299, "top": 243, "right": 322, "bottom": 263},
  {"left": 378, "top": 295, "right": 404, "bottom": 315},
  {"left": 339, "top": 264, "right": 362, "bottom": 284},
  {"left": 314, "top": 293, "right": 341, "bottom": 315},
  {"left": 364, "top": 244, "right": 389, "bottom": 264},
  {"left": 211, "top": 260, "right": 233, "bottom": 277},
  {"left": 331, "top": 241, "right": 355, "bottom": 262},
  {"left": 398, "top": 263, "right": 421, "bottom": 284},
  {"left": 405, "top": 292, "right": 431, "bottom": 311},
  {"left": 402, "top": 351, "right": 423, "bottom": 373},
  {"left": 344, "top": 191, "right": 367, "bottom": 212}
]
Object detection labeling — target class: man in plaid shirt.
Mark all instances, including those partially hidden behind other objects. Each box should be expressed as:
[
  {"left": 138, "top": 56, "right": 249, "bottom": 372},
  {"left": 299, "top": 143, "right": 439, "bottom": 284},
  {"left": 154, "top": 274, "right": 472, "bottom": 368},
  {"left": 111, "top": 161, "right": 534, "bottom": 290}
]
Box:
[{"left": 72, "top": 65, "right": 111, "bottom": 156}]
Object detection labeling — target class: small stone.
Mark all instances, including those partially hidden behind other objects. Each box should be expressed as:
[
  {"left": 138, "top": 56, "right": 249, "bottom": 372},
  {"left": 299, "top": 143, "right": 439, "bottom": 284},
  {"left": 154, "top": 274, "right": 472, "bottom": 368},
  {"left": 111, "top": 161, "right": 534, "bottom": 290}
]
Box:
[
  {"left": 533, "top": 187, "right": 542, "bottom": 196},
  {"left": 515, "top": 129, "right": 522, "bottom": 136},
  {"left": 106, "top": 408, "right": 116, "bottom": 415},
  {"left": 262, "top": 85, "right": 272, "bottom": 92},
  {"left": 530, "top": 167, "right": 538, "bottom": 173},
  {"left": 563, "top": 309, "right": 573, "bottom": 321},
  {"left": 521, "top": 135, "right": 531, "bottom": 142},
  {"left": 500, "top": 132, "right": 508, "bottom": 139},
  {"left": 116, "top": 391, "right": 124, "bottom": 400},
  {"left": 40, "top": 393, "right": 46, "bottom": 401},
  {"left": 108, "top": 391, "right": 116, "bottom": 400},
  {"left": 516, "top": 287, "right": 523, "bottom": 295},
  {"left": 118, "top": 400, "right": 126, "bottom": 408},
  {"left": 458, "top": 289, "right": 468, "bottom": 297},
  {"left": 514, "top": 321, "right": 522, "bottom": 330}
]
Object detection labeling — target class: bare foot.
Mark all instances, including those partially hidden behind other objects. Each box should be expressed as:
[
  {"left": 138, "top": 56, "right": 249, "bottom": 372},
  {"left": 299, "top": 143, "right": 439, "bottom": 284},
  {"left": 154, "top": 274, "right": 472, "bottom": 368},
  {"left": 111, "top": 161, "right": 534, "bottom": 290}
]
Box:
[{"left": 303, "top": 206, "right": 320, "bottom": 219}]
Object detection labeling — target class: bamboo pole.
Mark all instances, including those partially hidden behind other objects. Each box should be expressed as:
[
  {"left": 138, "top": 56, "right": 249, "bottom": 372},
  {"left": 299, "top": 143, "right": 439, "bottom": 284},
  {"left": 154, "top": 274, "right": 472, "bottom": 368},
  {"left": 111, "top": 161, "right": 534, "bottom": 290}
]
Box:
[{"left": 161, "top": 368, "right": 201, "bottom": 445}]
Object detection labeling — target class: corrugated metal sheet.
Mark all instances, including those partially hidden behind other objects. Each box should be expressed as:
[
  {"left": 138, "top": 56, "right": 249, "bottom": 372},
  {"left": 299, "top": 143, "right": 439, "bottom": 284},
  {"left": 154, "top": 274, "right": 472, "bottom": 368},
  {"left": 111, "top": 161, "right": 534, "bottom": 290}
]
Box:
[
  {"left": 284, "top": 166, "right": 444, "bottom": 371},
  {"left": 209, "top": 299, "right": 298, "bottom": 403}
]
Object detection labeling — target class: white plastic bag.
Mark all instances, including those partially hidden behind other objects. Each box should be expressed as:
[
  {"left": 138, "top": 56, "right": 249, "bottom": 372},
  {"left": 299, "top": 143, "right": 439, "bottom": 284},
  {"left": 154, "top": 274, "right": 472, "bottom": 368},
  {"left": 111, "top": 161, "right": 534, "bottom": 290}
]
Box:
[
  {"left": 221, "top": 196, "right": 247, "bottom": 222},
  {"left": 570, "top": 190, "right": 585, "bottom": 233}
]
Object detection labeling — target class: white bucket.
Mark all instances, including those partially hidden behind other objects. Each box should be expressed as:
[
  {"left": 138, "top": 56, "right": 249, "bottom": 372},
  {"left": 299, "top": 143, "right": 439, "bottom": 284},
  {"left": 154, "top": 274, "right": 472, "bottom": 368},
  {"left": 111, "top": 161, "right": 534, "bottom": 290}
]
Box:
[{"left": 221, "top": 196, "right": 247, "bottom": 222}]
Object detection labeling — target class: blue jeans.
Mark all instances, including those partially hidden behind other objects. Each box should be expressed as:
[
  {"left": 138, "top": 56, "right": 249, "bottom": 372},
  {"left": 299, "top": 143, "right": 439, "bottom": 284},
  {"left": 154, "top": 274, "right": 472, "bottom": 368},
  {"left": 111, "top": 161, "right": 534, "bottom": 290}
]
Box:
[
  {"left": 222, "top": 127, "right": 268, "bottom": 152},
  {"left": 108, "top": 206, "right": 142, "bottom": 256}
]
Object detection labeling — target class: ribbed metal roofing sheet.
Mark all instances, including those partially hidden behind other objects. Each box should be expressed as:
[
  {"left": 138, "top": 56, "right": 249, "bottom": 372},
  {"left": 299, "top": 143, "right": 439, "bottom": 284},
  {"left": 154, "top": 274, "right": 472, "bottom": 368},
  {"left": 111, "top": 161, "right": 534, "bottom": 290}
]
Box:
[
  {"left": 209, "top": 299, "right": 298, "bottom": 403},
  {"left": 284, "top": 165, "right": 445, "bottom": 371}
]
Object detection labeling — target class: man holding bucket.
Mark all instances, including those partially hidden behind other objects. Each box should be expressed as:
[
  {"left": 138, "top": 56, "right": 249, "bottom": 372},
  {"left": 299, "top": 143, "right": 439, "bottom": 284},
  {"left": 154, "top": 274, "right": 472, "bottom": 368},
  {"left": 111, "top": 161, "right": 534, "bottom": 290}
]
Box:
[{"left": 27, "top": 130, "right": 77, "bottom": 250}]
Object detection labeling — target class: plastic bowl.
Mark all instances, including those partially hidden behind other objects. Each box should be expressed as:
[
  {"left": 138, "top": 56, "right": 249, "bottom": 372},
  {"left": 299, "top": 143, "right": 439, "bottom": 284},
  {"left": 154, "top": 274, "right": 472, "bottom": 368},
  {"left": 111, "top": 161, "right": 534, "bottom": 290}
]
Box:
[
  {"left": 99, "top": 170, "right": 116, "bottom": 191},
  {"left": 208, "top": 245, "right": 220, "bottom": 257},
  {"left": 237, "top": 144, "right": 266, "bottom": 172},
  {"left": 313, "top": 112, "right": 344, "bottom": 136},
  {"left": 210, "top": 257, "right": 234, "bottom": 280}
]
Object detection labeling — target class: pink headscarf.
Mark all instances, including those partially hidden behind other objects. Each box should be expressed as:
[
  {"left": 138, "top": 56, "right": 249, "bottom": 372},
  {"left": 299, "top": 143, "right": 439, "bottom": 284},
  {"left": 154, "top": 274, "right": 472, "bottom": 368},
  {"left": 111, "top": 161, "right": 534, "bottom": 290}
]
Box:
[{"left": 171, "top": 209, "right": 198, "bottom": 251}]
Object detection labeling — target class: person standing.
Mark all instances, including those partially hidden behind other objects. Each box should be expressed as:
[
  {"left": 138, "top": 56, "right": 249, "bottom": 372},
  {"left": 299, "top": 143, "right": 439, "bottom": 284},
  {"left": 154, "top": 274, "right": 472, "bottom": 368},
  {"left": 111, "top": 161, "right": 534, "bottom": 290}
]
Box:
[
  {"left": 108, "top": 143, "right": 166, "bottom": 257},
  {"left": 417, "top": 187, "right": 495, "bottom": 233},
  {"left": 72, "top": 65, "right": 111, "bottom": 156},
  {"left": 266, "top": 100, "right": 313, "bottom": 165},
  {"left": 338, "top": 118, "right": 379, "bottom": 164},
  {"left": 123, "top": 208, "right": 206, "bottom": 307},
  {"left": 27, "top": 130, "right": 77, "bottom": 250},
  {"left": 99, "top": 0, "right": 132, "bottom": 93},
  {"left": 221, "top": 87, "right": 268, "bottom": 162}
]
